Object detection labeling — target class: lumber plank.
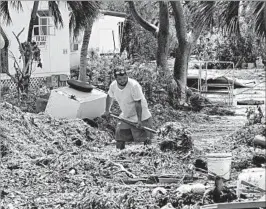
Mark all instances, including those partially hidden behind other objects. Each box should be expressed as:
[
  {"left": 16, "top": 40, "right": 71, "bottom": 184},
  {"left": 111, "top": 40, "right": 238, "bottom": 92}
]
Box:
[{"left": 201, "top": 200, "right": 266, "bottom": 209}]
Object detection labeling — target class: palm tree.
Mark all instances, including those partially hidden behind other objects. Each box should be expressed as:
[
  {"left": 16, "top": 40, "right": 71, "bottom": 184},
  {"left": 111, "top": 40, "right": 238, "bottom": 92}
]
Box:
[
  {"left": 27, "top": 1, "right": 39, "bottom": 42},
  {"left": 68, "top": 1, "right": 100, "bottom": 82}
]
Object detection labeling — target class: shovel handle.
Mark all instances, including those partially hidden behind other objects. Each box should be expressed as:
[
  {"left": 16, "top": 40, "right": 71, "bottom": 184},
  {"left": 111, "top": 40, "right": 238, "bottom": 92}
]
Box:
[{"left": 110, "top": 113, "right": 158, "bottom": 134}]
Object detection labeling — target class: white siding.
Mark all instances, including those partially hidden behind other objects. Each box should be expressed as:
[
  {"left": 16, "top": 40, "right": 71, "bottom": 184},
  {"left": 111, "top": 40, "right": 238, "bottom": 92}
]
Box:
[{"left": 70, "top": 15, "right": 125, "bottom": 68}]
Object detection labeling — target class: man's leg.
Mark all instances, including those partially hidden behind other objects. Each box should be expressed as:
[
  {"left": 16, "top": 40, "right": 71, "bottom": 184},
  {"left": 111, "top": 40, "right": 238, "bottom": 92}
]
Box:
[
  {"left": 131, "top": 117, "right": 153, "bottom": 145},
  {"left": 115, "top": 121, "right": 134, "bottom": 149}
]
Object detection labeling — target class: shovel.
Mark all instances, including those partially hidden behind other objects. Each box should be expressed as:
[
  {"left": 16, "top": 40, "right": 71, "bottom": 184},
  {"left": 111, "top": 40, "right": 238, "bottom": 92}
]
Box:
[{"left": 110, "top": 113, "right": 158, "bottom": 134}]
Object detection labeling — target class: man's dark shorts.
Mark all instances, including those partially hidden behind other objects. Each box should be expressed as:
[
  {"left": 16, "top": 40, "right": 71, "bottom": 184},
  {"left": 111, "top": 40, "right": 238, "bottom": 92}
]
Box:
[{"left": 115, "top": 117, "right": 153, "bottom": 143}]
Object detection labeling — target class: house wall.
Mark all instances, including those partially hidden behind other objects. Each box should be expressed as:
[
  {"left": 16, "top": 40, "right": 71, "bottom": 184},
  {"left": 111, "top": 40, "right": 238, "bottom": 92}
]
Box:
[
  {"left": 0, "top": 1, "right": 70, "bottom": 79},
  {"left": 70, "top": 14, "right": 125, "bottom": 68}
]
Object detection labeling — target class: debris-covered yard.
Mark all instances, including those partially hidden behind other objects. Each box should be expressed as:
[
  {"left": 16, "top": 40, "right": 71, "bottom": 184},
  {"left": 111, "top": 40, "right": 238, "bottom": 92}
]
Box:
[{"left": 1, "top": 69, "right": 265, "bottom": 209}]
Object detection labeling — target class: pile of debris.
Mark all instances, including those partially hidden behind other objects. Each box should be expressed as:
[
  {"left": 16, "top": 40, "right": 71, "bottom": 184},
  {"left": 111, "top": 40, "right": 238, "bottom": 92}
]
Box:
[
  {"left": 227, "top": 124, "right": 265, "bottom": 146},
  {"left": 201, "top": 105, "right": 235, "bottom": 116},
  {"left": 226, "top": 119, "right": 266, "bottom": 176},
  {"left": 1, "top": 100, "right": 265, "bottom": 209},
  {"left": 157, "top": 122, "right": 193, "bottom": 153},
  {"left": 0, "top": 102, "right": 231, "bottom": 209},
  {"left": 0, "top": 102, "right": 205, "bottom": 208},
  {"left": 151, "top": 103, "right": 210, "bottom": 128},
  {"left": 0, "top": 102, "right": 115, "bottom": 208}
]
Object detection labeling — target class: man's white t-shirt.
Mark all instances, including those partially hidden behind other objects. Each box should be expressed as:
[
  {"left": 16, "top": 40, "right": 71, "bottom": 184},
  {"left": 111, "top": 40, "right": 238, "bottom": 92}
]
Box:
[{"left": 108, "top": 78, "right": 152, "bottom": 122}]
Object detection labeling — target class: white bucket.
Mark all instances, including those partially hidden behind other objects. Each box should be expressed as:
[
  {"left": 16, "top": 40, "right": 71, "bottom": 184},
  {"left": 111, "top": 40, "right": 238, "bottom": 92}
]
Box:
[
  {"left": 206, "top": 153, "right": 232, "bottom": 180},
  {"left": 236, "top": 168, "right": 266, "bottom": 198}
]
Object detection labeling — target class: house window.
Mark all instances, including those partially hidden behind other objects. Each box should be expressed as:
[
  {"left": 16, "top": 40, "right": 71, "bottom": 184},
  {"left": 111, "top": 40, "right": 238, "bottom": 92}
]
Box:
[
  {"left": 34, "top": 10, "right": 55, "bottom": 36},
  {"left": 33, "top": 10, "right": 55, "bottom": 47},
  {"left": 70, "top": 43, "right": 79, "bottom": 52}
]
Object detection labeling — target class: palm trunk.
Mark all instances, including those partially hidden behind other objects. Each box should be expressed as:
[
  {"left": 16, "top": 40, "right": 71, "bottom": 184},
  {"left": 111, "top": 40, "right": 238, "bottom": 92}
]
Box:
[
  {"left": 263, "top": 2, "right": 266, "bottom": 41},
  {"left": 170, "top": 1, "right": 190, "bottom": 104},
  {"left": 27, "top": 1, "right": 39, "bottom": 42},
  {"left": 79, "top": 20, "right": 93, "bottom": 82},
  {"left": 157, "top": 2, "right": 170, "bottom": 72}
]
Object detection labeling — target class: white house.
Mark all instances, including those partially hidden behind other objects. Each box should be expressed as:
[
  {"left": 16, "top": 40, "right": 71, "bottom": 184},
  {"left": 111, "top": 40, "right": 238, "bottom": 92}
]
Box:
[
  {"left": 0, "top": 1, "right": 126, "bottom": 83},
  {"left": 70, "top": 10, "right": 126, "bottom": 69},
  {"left": 0, "top": 1, "right": 70, "bottom": 79}
]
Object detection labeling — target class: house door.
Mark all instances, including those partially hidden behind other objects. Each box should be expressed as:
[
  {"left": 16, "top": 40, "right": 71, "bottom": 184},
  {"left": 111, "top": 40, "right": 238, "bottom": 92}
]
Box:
[{"left": 99, "top": 29, "right": 117, "bottom": 54}]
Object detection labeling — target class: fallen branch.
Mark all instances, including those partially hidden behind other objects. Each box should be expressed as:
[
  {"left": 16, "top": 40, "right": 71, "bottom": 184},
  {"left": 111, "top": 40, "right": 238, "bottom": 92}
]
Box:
[
  {"left": 107, "top": 161, "right": 137, "bottom": 178},
  {"left": 182, "top": 150, "right": 192, "bottom": 160}
]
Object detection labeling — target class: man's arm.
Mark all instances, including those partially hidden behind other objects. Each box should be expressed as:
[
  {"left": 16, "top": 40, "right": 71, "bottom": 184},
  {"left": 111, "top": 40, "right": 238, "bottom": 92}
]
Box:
[{"left": 135, "top": 100, "right": 142, "bottom": 123}]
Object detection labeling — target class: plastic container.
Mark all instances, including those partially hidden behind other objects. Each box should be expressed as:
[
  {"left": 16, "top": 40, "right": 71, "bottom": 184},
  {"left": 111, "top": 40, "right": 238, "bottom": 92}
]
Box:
[
  {"left": 236, "top": 168, "right": 266, "bottom": 197},
  {"left": 206, "top": 153, "right": 232, "bottom": 180},
  {"left": 45, "top": 87, "right": 107, "bottom": 119}
]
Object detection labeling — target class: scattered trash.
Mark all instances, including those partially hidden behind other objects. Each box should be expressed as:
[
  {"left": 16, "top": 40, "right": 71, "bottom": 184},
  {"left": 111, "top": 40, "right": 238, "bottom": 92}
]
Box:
[
  {"left": 176, "top": 183, "right": 206, "bottom": 195},
  {"left": 194, "top": 159, "right": 208, "bottom": 171},
  {"left": 152, "top": 187, "right": 168, "bottom": 197},
  {"left": 253, "top": 135, "right": 266, "bottom": 147},
  {"left": 236, "top": 168, "right": 266, "bottom": 198}
]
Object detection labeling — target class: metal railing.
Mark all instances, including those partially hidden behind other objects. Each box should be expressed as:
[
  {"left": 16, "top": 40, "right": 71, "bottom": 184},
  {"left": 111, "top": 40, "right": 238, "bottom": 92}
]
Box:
[
  {"left": 33, "top": 35, "right": 48, "bottom": 48},
  {"left": 189, "top": 60, "right": 235, "bottom": 105}
]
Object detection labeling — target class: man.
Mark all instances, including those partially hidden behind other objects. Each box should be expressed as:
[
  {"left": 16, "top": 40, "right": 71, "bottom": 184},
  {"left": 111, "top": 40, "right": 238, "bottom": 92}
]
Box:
[{"left": 103, "top": 66, "right": 153, "bottom": 149}]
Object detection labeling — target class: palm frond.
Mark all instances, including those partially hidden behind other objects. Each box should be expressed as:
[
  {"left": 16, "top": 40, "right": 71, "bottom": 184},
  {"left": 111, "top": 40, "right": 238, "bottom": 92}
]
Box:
[
  {"left": 0, "top": 1, "right": 23, "bottom": 25},
  {"left": 190, "top": 1, "right": 216, "bottom": 31},
  {"left": 252, "top": 1, "right": 265, "bottom": 40},
  {"left": 68, "top": 1, "right": 100, "bottom": 38},
  {"left": 69, "top": 11, "right": 76, "bottom": 36},
  {"left": 0, "top": 1, "right": 12, "bottom": 25},
  {"left": 68, "top": 1, "right": 87, "bottom": 37},
  {"left": 48, "top": 1, "right": 64, "bottom": 28},
  {"left": 220, "top": 1, "right": 240, "bottom": 36},
  {"left": 10, "top": 1, "right": 23, "bottom": 12}
]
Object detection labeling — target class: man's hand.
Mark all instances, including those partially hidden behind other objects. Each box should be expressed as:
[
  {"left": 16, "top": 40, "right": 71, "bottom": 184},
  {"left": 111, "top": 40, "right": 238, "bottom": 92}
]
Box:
[
  {"left": 136, "top": 120, "right": 142, "bottom": 129},
  {"left": 102, "top": 111, "right": 111, "bottom": 119}
]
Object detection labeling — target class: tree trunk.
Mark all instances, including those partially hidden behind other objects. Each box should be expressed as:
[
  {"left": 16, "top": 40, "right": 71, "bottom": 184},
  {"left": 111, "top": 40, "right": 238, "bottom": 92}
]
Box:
[
  {"left": 27, "top": 1, "right": 39, "bottom": 42},
  {"left": 79, "top": 20, "right": 93, "bottom": 82},
  {"left": 157, "top": 2, "right": 170, "bottom": 73},
  {"left": 127, "top": 1, "right": 158, "bottom": 37},
  {"left": 23, "top": 1, "right": 39, "bottom": 94},
  {"left": 0, "top": 26, "right": 9, "bottom": 48},
  {"left": 263, "top": 2, "right": 266, "bottom": 41},
  {"left": 128, "top": 1, "right": 170, "bottom": 71},
  {"left": 170, "top": 1, "right": 191, "bottom": 104},
  {"left": 0, "top": 26, "right": 9, "bottom": 73},
  {"left": 174, "top": 44, "right": 191, "bottom": 103}
]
